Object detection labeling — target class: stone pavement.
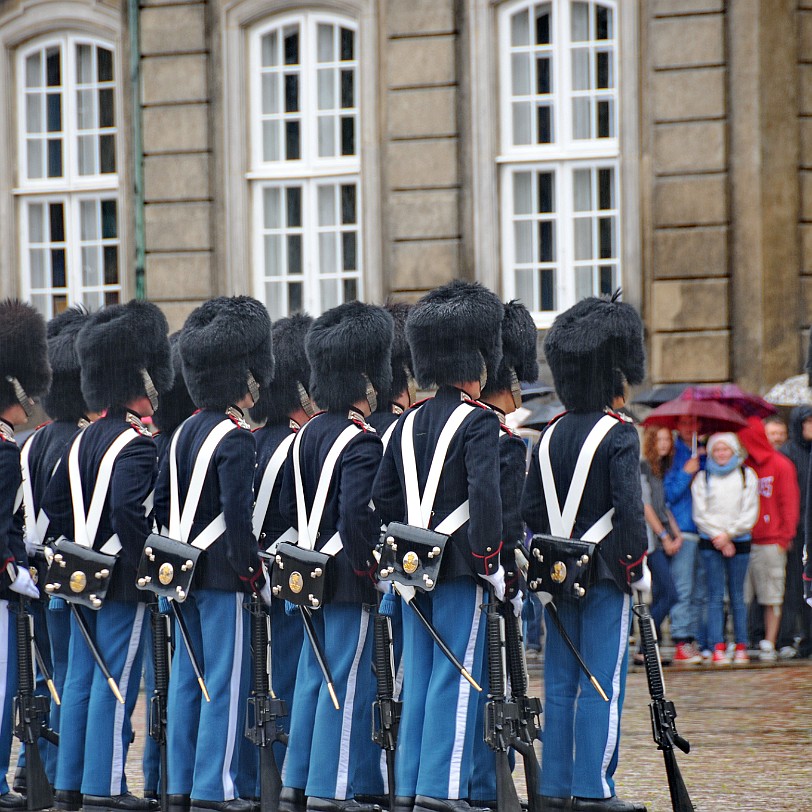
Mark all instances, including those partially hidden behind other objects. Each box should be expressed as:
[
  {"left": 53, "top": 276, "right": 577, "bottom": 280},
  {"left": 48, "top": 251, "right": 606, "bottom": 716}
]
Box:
[{"left": 9, "top": 656, "right": 811, "bottom": 812}]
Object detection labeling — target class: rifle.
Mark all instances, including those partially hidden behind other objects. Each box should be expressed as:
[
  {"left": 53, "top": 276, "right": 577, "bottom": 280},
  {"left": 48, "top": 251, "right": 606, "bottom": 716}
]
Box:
[
  {"left": 633, "top": 604, "right": 695, "bottom": 812},
  {"left": 246, "top": 595, "right": 288, "bottom": 812},
  {"left": 149, "top": 603, "right": 171, "bottom": 812},
  {"left": 13, "top": 598, "right": 58, "bottom": 811},
  {"left": 372, "top": 611, "right": 401, "bottom": 812},
  {"left": 482, "top": 591, "right": 522, "bottom": 812},
  {"left": 501, "top": 603, "right": 542, "bottom": 812}
]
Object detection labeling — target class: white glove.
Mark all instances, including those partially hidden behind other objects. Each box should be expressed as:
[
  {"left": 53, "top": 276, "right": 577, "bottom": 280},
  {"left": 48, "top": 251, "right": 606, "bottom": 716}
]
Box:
[
  {"left": 10, "top": 566, "right": 39, "bottom": 599},
  {"left": 510, "top": 589, "right": 524, "bottom": 618},
  {"left": 631, "top": 558, "right": 652, "bottom": 594},
  {"left": 479, "top": 564, "right": 506, "bottom": 602}
]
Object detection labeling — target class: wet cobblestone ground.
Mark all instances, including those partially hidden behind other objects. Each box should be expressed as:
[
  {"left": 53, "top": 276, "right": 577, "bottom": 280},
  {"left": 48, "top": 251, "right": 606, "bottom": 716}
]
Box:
[{"left": 11, "top": 652, "right": 810, "bottom": 812}]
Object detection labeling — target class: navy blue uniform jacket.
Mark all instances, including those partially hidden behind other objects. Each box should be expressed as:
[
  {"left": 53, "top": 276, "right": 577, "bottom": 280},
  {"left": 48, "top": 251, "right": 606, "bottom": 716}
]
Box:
[
  {"left": 42, "top": 410, "right": 158, "bottom": 603},
  {"left": 253, "top": 421, "right": 297, "bottom": 548},
  {"left": 368, "top": 410, "right": 399, "bottom": 439},
  {"left": 521, "top": 411, "right": 647, "bottom": 594},
  {"left": 0, "top": 429, "right": 28, "bottom": 601},
  {"left": 372, "top": 386, "right": 503, "bottom": 581},
  {"left": 154, "top": 409, "right": 263, "bottom": 594},
  {"left": 278, "top": 411, "right": 382, "bottom": 605},
  {"left": 498, "top": 423, "right": 527, "bottom": 598}
]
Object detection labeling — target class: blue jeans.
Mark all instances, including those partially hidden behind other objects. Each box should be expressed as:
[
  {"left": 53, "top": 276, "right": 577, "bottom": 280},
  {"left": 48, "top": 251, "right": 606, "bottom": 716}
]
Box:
[
  {"left": 647, "top": 549, "right": 679, "bottom": 637},
  {"left": 701, "top": 548, "right": 750, "bottom": 646},
  {"left": 668, "top": 533, "right": 698, "bottom": 641}
]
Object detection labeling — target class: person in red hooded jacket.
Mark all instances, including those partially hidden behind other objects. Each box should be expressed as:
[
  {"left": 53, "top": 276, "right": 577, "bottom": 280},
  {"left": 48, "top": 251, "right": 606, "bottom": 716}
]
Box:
[{"left": 738, "top": 417, "right": 801, "bottom": 661}]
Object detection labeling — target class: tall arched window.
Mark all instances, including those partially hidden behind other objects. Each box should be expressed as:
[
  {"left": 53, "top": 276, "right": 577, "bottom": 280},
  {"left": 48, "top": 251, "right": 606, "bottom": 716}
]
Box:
[
  {"left": 249, "top": 12, "right": 361, "bottom": 319},
  {"left": 498, "top": 0, "right": 620, "bottom": 326},
  {"left": 17, "top": 35, "right": 121, "bottom": 317}
]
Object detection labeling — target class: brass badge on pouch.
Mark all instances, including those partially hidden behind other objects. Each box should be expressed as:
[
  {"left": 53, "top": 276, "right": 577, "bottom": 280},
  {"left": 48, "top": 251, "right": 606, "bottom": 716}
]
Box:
[
  {"left": 289, "top": 571, "right": 304, "bottom": 594},
  {"left": 403, "top": 551, "right": 419, "bottom": 575},
  {"left": 551, "top": 561, "right": 567, "bottom": 583},
  {"left": 69, "top": 571, "right": 87, "bottom": 593},
  {"left": 29, "top": 566, "right": 38, "bottom": 585},
  {"left": 158, "top": 563, "right": 174, "bottom": 585}
]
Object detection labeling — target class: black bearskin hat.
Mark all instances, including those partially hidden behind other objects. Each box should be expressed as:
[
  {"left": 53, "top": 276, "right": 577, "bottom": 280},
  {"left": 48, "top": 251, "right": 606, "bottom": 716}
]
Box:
[
  {"left": 406, "top": 281, "right": 504, "bottom": 389},
  {"left": 544, "top": 293, "right": 645, "bottom": 412},
  {"left": 42, "top": 305, "right": 90, "bottom": 421},
  {"left": 0, "top": 300, "right": 51, "bottom": 412},
  {"left": 482, "top": 300, "right": 539, "bottom": 397},
  {"left": 152, "top": 333, "right": 196, "bottom": 435},
  {"left": 180, "top": 296, "right": 274, "bottom": 411},
  {"left": 306, "top": 301, "right": 393, "bottom": 413},
  {"left": 76, "top": 299, "right": 172, "bottom": 413},
  {"left": 250, "top": 313, "right": 313, "bottom": 425},
  {"left": 378, "top": 302, "right": 414, "bottom": 407}
]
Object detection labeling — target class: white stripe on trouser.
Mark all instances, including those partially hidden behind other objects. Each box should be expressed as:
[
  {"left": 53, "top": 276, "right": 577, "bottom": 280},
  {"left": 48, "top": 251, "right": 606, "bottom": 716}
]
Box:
[
  {"left": 222, "top": 594, "right": 244, "bottom": 799},
  {"left": 110, "top": 604, "right": 146, "bottom": 795},
  {"left": 600, "top": 596, "right": 630, "bottom": 798},
  {"left": 335, "top": 610, "right": 369, "bottom": 800},
  {"left": 448, "top": 584, "right": 483, "bottom": 799},
  {"left": 0, "top": 602, "right": 8, "bottom": 749}
]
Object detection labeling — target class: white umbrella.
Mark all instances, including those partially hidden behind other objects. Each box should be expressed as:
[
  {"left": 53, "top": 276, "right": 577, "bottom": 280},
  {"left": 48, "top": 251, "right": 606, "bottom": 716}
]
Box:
[{"left": 763, "top": 374, "right": 812, "bottom": 406}]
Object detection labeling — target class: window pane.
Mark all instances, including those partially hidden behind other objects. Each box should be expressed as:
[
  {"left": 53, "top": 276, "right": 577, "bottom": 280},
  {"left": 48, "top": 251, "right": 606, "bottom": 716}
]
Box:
[
  {"left": 572, "top": 49, "right": 589, "bottom": 92},
  {"left": 320, "top": 278, "right": 339, "bottom": 311},
  {"left": 600, "top": 265, "right": 614, "bottom": 294},
  {"left": 82, "top": 246, "right": 101, "bottom": 286},
  {"left": 30, "top": 249, "right": 46, "bottom": 288},
  {"left": 536, "top": 57, "right": 551, "bottom": 95},
  {"left": 515, "top": 268, "right": 534, "bottom": 307},
  {"left": 82, "top": 290, "right": 104, "bottom": 311},
  {"left": 318, "top": 117, "right": 335, "bottom": 157},
  {"left": 99, "top": 88, "right": 114, "bottom": 127},
  {"left": 318, "top": 69, "right": 335, "bottom": 109},
  {"left": 596, "top": 5, "right": 612, "bottom": 40},
  {"left": 341, "top": 184, "right": 356, "bottom": 224},
  {"left": 287, "top": 235, "right": 302, "bottom": 274},
  {"left": 574, "top": 218, "right": 592, "bottom": 260},
  {"left": 262, "top": 32, "right": 278, "bottom": 67},
  {"left": 318, "top": 24, "right": 334, "bottom": 62},
  {"left": 77, "top": 89, "right": 93, "bottom": 129},
  {"left": 264, "top": 235, "right": 281, "bottom": 276},
  {"left": 284, "top": 28, "right": 299, "bottom": 65},
  {"left": 511, "top": 53, "right": 530, "bottom": 96},
  {"left": 512, "top": 102, "right": 531, "bottom": 145},
  {"left": 513, "top": 172, "right": 532, "bottom": 215},
  {"left": 285, "top": 120, "right": 300, "bottom": 159},
  {"left": 572, "top": 97, "right": 590, "bottom": 139},
  {"left": 598, "top": 217, "right": 614, "bottom": 258},
  {"left": 26, "top": 94, "right": 42, "bottom": 132},
  {"left": 49, "top": 202, "right": 65, "bottom": 241},
  {"left": 597, "top": 99, "right": 611, "bottom": 137},
  {"left": 340, "top": 69, "right": 354, "bottom": 108},
  {"left": 535, "top": 3, "right": 552, "bottom": 44},
  {"left": 80, "top": 199, "right": 98, "bottom": 240},
  {"left": 26, "top": 52, "right": 42, "bottom": 88},
  {"left": 573, "top": 169, "right": 591, "bottom": 211},
  {"left": 262, "top": 74, "right": 279, "bottom": 114},
  {"left": 97, "top": 47, "right": 113, "bottom": 82},
  {"left": 263, "top": 120, "right": 280, "bottom": 161},
  {"left": 46, "top": 47, "right": 60, "bottom": 86},
  {"left": 100, "top": 134, "right": 115, "bottom": 173},
  {"left": 539, "top": 221, "right": 554, "bottom": 262},
  {"left": 575, "top": 266, "right": 593, "bottom": 300},
  {"left": 78, "top": 134, "right": 95, "bottom": 175},
  {"left": 53, "top": 294, "right": 68, "bottom": 313},
  {"left": 286, "top": 187, "right": 301, "bottom": 227},
  {"left": 318, "top": 185, "right": 336, "bottom": 226},
  {"left": 264, "top": 187, "right": 281, "bottom": 228},
  {"left": 265, "top": 282, "right": 285, "bottom": 320},
  {"left": 28, "top": 203, "right": 44, "bottom": 243},
  {"left": 511, "top": 9, "right": 530, "bottom": 46},
  {"left": 342, "top": 232, "right": 357, "bottom": 270},
  {"left": 284, "top": 74, "right": 299, "bottom": 112},
  {"left": 319, "top": 233, "right": 337, "bottom": 275},
  {"left": 514, "top": 222, "right": 532, "bottom": 263},
  {"left": 571, "top": 2, "right": 589, "bottom": 41},
  {"left": 596, "top": 51, "right": 611, "bottom": 89},
  {"left": 51, "top": 248, "right": 66, "bottom": 287},
  {"left": 341, "top": 117, "right": 355, "bottom": 156},
  {"left": 101, "top": 199, "right": 117, "bottom": 238},
  {"left": 340, "top": 28, "right": 354, "bottom": 61},
  {"left": 27, "top": 139, "right": 43, "bottom": 179},
  {"left": 289, "top": 282, "right": 303, "bottom": 313},
  {"left": 77, "top": 43, "right": 92, "bottom": 83},
  {"left": 598, "top": 168, "right": 614, "bottom": 209},
  {"left": 537, "top": 172, "right": 554, "bottom": 213},
  {"left": 46, "top": 94, "right": 61, "bottom": 132},
  {"left": 536, "top": 105, "right": 551, "bottom": 143},
  {"left": 343, "top": 278, "right": 357, "bottom": 301},
  {"left": 540, "top": 269, "right": 555, "bottom": 310},
  {"left": 103, "top": 246, "right": 118, "bottom": 284}
]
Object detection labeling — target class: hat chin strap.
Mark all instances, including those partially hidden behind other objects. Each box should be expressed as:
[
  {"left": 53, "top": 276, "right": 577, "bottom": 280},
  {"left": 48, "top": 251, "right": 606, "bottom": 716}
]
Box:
[
  {"left": 406, "top": 367, "right": 417, "bottom": 406},
  {"left": 246, "top": 370, "right": 261, "bottom": 404},
  {"left": 509, "top": 368, "right": 522, "bottom": 411},
  {"left": 297, "top": 381, "right": 317, "bottom": 417},
  {"left": 5, "top": 376, "right": 34, "bottom": 419},
  {"left": 362, "top": 373, "right": 378, "bottom": 414},
  {"left": 140, "top": 368, "right": 159, "bottom": 412},
  {"left": 478, "top": 353, "right": 488, "bottom": 391}
]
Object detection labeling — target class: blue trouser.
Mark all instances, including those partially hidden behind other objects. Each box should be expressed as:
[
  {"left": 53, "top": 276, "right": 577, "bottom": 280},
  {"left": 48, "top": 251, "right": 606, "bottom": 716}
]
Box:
[
  {"left": 55, "top": 601, "right": 146, "bottom": 796},
  {"left": 0, "top": 600, "right": 19, "bottom": 795},
  {"left": 647, "top": 549, "right": 679, "bottom": 637},
  {"left": 701, "top": 548, "right": 750, "bottom": 646},
  {"left": 46, "top": 598, "right": 71, "bottom": 781},
  {"left": 395, "top": 578, "right": 486, "bottom": 800},
  {"left": 167, "top": 590, "right": 250, "bottom": 802},
  {"left": 142, "top": 617, "right": 160, "bottom": 795},
  {"left": 541, "top": 581, "right": 631, "bottom": 800},
  {"left": 283, "top": 603, "right": 375, "bottom": 800},
  {"left": 668, "top": 533, "right": 698, "bottom": 641}
]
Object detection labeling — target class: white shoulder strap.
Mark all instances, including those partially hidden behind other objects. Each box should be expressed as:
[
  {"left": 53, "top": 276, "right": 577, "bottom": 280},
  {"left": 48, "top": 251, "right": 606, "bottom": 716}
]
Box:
[
  {"left": 292, "top": 419, "right": 362, "bottom": 551},
  {"left": 20, "top": 434, "right": 38, "bottom": 543},
  {"left": 381, "top": 421, "right": 397, "bottom": 452},
  {"left": 69, "top": 428, "right": 138, "bottom": 548},
  {"left": 252, "top": 432, "right": 296, "bottom": 540},
  {"left": 539, "top": 414, "right": 617, "bottom": 541},
  {"left": 401, "top": 402, "right": 476, "bottom": 530}
]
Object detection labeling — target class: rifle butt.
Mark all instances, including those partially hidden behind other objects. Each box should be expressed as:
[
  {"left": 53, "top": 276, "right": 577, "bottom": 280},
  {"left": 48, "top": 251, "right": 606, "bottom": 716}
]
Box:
[
  {"left": 494, "top": 751, "right": 522, "bottom": 812},
  {"left": 259, "top": 745, "right": 282, "bottom": 812},
  {"left": 24, "top": 742, "right": 53, "bottom": 812},
  {"left": 509, "top": 737, "right": 540, "bottom": 812},
  {"left": 663, "top": 747, "right": 695, "bottom": 812}
]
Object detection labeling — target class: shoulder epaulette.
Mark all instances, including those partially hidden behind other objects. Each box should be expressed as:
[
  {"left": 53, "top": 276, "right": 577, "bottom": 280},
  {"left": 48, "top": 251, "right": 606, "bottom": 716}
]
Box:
[
  {"left": 225, "top": 406, "right": 250, "bottom": 429},
  {"left": 34, "top": 420, "right": 52, "bottom": 432},
  {"left": 605, "top": 409, "right": 633, "bottom": 424},
  {"left": 408, "top": 397, "right": 432, "bottom": 410},
  {"left": 499, "top": 423, "right": 517, "bottom": 438},
  {"left": 125, "top": 412, "right": 152, "bottom": 436}
]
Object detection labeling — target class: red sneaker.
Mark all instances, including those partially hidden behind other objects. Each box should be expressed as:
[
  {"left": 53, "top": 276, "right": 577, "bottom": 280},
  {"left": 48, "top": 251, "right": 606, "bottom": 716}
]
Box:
[
  {"left": 712, "top": 643, "right": 730, "bottom": 665},
  {"left": 673, "top": 642, "right": 701, "bottom": 664},
  {"left": 733, "top": 643, "right": 750, "bottom": 665}
]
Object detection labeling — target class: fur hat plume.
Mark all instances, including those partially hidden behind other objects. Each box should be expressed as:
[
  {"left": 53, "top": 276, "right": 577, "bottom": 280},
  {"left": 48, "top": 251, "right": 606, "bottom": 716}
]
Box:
[
  {"left": 76, "top": 299, "right": 171, "bottom": 412},
  {"left": 42, "top": 305, "right": 90, "bottom": 421},
  {"left": 543, "top": 291, "right": 645, "bottom": 412},
  {"left": 306, "top": 301, "right": 393, "bottom": 413},
  {"left": 482, "top": 300, "right": 538, "bottom": 397},
  {"left": 180, "top": 296, "right": 274, "bottom": 412},
  {"left": 250, "top": 313, "right": 312, "bottom": 425},
  {"left": 406, "top": 281, "right": 504, "bottom": 389},
  {"left": 151, "top": 332, "right": 196, "bottom": 435},
  {"left": 0, "top": 299, "right": 51, "bottom": 412}
]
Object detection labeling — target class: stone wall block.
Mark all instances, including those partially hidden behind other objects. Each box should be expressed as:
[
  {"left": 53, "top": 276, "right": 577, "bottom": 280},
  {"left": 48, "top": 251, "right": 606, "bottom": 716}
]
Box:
[
  {"left": 650, "top": 17, "right": 725, "bottom": 69},
  {"left": 799, "top": 10, "right": 812, "bottom": 59},
  {"left": 141, "top": 6, "right": 206, "bottom": 55},
  {"left": 801, "top": 224, "right": 812, "bottom": 273},
  {"left": 387, "top": 37, "right": 456, "bottom": 88},
  {"left": 653, "top": 0, "right": 724, "bottom": 13},
  {"left": 147, "top": 253, "right": 213, "bottom": 300},
  {"left": 654, "top": 121, "right": 726, "bottom": 174},
  {"left": 388, "top": 140, "right": 458, "bottom": 189},
  {"left": 385, "top": 0, "right": 455, "bottom": 36},
  {"left": 156, "top": 301, "right": 205, "bottom": 332},
  {"left": 653, "top": 227, "right": 728, "bottom": 278},
  {"left": 799, "top": 64, "right": 812, "bottom": 117},
  {"left": 651, "top": 279, "right": 729, "bottom": 331},
  {"left": 801, "top": 170, "right": 812, "bottom": 220},
  {"left": 801, "top": 277, "right": 812, "bottom": 326},
  {"left": 145, "top": 154, "right": 210, "bottom": 201},
  {"left": 653, "top": 176, "right": 727, "bottom": 227},
  {"left": 801, "top": 119, "right": 812, "bottom": 166},
  {"left": 389, "top": 190, "right": 459, "bottom": 239},
  {"left": 652, "top": 68, "right": 726, "bottom": 121},
  {"left": 143, "top": 105, "right": 209, "bottom": 153},
  {"left": 651, "top": 332, "right": 730, "bottom": 382},
  {"left": 388, "top": 88, "right": 457, "bottom": 138},
  {"left": 142, "top": 55, "right": 208, "bottom": 105},
  {"left": 389, "top": 240, "right": 460, "bottom": 290},
  {"left": 145, "top": 203, "right": 211, "bottom": 251}
]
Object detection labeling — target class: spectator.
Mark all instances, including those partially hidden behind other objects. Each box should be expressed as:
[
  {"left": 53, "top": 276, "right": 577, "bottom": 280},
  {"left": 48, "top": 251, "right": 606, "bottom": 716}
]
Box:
[
  {"left": 778, "top": 406, "right": 812, "bottom": 657},
  {"left": 639, "top": 426, "right": 681, "bottom": 653},
  {"left": 739, "top": 417, "right": 801, "bottom": 661},
  {"left": 692, "top": 433, "right": 759, "bottom": 665},
  {"left": 664, "top": 416, "right": 705, "bottom": 664},
  {"left": 763, "top": 415, "right": 788, "bottom": 450}
]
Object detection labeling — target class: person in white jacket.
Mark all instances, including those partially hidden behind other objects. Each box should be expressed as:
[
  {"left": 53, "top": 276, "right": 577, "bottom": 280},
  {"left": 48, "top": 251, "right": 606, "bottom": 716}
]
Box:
[{"left": 691, "top": 432, "right": 759, "bottom": 665}]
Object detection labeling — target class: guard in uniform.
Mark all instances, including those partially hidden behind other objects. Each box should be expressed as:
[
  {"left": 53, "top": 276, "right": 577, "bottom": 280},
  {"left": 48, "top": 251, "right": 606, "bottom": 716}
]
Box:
[
  {"left": 469, "top": 300, "right": 538, "bottom": 808},
  {"left": 154, "top": 296, "right": 274, "bottom": 812},
  {"left": 249, "top": 313, "right": 313, "bottom": 779},
  {"left": 521, "top": 295, "right": 648, "bottom": 812},
  {"left": 18, "top": 305, "right": 94, "bottom": 788},
  {"left": 0, "top": 299, "right": 51, "bottom": 810},
  {"left": 42, "top": 300, "right": 172, "bottom": 812},
  {"left": 277, "top": 301, "right": 393, "bottom": 812},
  {"left": 372, "top": 281, "right": 505, "bottom": 812}
]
